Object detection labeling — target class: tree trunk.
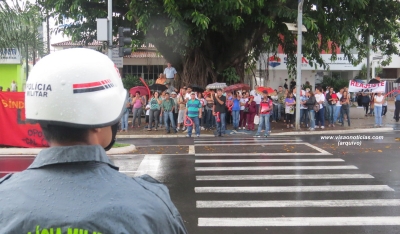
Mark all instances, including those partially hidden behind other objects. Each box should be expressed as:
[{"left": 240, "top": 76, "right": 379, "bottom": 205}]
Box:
[{"left": 181, "top": 48, "right": 217, "bottom": 87}]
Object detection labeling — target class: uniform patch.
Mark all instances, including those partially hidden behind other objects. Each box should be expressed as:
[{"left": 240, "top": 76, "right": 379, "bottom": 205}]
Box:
[{"left": 73, "top": 79, "right": 114, "bottom": 94}]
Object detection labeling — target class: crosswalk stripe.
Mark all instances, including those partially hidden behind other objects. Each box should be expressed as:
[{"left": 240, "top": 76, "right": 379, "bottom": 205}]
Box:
[
  {"left": 194, "top": 140, "right": 302, "bottom": 143},
  {"left": 196, "top": 174, "right": 374, "bottom": 180},
  {"left": 198, "top": 217, "right": 400, "bottom": 226},
  {"left": 195, "top": 153, "right": 331, "bottom": 156},
  {"left": 196, "top": 199, "right": 400, "bottom": 208},
  {"left": 195, "top": 185, "right": 394, "bottom": 193},
  {"left": 195, "top": 165, "right": 358, "bottom": 171},
  {"left": 195, "top": 158, "right": 344, "bottom": 163},
  {"left": 195, "top": 142, "right": 307, "bottom": 146}
]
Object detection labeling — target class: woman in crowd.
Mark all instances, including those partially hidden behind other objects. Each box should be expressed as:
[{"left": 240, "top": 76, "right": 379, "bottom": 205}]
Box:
[
  {"left": 204, "top": 92, "right": 215, "bottom": 130},
  {"left": 131, "top": 91, "right": 145, "bottom": 128},
  {"left": 300, "top": 90, "right": 309, "bottom": 128},
  {"left": 231, "top": 93, "right": 241, "bottom": 131},
  {"left": 374, "top": 92, "right": 384, "bottom": 127},
  {"left": 305, "top": 91, "right": 316, "bottom": 130},
  {"left": 246, "top": 95, "right": 257, "bottom": 131},
  {"left": 283, "top": 89, "right": 289, "bottom": 123},
  {"left": 271, "top": 91, "right": 279, "bottom": 122},
  {"left": 198, "top": 92, "right": 206, "bottom": 130},
  {"left": 314, "top": 87, "right": 326, "bottom": 129},
  {"left": 340, "top": 91, "right": 351, "bottom": 127},
  {"left": 285, "top": 92, "right": 296, "bottom": 128},
  {"left": 239, "top": 92, "right": 249, "bottom": 129},
  {"left": 148, "top": 91, "right": 162, "bottom": 131}
]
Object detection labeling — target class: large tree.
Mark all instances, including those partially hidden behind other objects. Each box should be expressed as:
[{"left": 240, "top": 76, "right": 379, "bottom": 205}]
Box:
[{"left": 37, "top": 0, "right": 400, "bottom": 86}]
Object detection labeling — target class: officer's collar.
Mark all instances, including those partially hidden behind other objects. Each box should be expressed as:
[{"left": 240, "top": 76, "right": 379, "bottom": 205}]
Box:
[{"left": 28, "top": 145, "right": 118, "bottom": 170}]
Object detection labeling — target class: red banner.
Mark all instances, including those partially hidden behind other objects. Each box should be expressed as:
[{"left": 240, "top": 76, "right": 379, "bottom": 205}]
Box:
[{"left": 0, "top": 92, "right": 48, "bottom": 148}]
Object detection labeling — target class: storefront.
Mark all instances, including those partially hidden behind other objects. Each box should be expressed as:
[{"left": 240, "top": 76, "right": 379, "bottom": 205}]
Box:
[
  {"left": 257, "top": 53, "right": 365, "bottom": 89},
  {"left": 0, "top": 48, "right": 23, "bottom": 91}
]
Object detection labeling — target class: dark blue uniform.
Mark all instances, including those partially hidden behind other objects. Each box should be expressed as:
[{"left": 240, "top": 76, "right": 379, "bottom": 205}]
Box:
[{"left": 0, "top": 145, "right": 187, "bottom": 234}]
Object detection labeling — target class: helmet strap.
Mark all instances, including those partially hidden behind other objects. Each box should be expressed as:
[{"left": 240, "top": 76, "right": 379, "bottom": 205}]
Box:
[{"left": 104, "top": 122, "right": 119, "bottom": 151}]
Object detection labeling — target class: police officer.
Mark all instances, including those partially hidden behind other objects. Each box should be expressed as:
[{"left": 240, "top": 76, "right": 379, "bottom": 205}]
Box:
[{"left": 0, "top": 48, "right": 187, "bottom": 234}]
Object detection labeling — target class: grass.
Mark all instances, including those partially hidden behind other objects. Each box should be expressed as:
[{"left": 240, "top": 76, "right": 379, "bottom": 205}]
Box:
[{"left": 113, "top": 143, "right": 131, "bottom": 148}]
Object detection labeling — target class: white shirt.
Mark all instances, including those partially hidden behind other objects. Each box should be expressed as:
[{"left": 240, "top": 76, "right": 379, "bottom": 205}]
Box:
[
  {"left": 315, "top": 93, "right": 325, "bottom": 109},
  {"left": 163, "top": 67, "right": 177, "bottom": 79},
  {"left": 11, "top": 82, "right": 17, "bottom": 92},
  {"left": 250, "top": 90, "right": 261, "bottom": 104},
  {"left": 336, "top": 93, "right": 342, "bottom": 106},
  {"left": 240, "top": 98, "right": 248, "bottom": 110},
  {"left": 145, "top": 104, "right": 150, "bottom": 115},
  {"left": 374, "top": 95, "right": 384, "bottom": 107}
]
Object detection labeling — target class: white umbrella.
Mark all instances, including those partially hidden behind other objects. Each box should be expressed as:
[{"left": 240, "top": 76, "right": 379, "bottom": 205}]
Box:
[{"left": 206, "top": 82, "right": 227, "bottom": 90}]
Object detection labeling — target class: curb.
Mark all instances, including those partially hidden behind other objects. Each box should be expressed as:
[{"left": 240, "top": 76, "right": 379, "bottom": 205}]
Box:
[
  {"left": 272, "top": 128, "right": 394, "bottom": 136},
  {"left": 0, "top": 145, "right": 137, "bottom": 156}
]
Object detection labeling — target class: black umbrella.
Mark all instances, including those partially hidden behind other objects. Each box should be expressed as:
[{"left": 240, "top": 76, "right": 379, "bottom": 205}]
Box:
[
  {"left": 368, "top": 79, "right": 380, "bottom": 84},
  {"left": 190, "top": 85, "right": 204, "bottom": 93},
  {"left": 148, "top": 84, "right": 167, "bottom": 92}
]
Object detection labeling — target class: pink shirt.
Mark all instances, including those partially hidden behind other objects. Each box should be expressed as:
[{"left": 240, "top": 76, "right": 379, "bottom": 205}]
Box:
[{"left": 133, "top": 98, "right": 143, "bottom": 108}]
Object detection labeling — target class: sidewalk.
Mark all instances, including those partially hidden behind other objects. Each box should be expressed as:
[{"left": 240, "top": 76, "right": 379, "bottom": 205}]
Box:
[{"left": 118, "top": 106, "right": 397, "bottom": 138}]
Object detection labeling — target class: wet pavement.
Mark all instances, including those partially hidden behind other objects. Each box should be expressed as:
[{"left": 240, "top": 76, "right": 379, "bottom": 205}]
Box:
[{"left": 2, "top": 131, "right": 400, "bottom": 233}]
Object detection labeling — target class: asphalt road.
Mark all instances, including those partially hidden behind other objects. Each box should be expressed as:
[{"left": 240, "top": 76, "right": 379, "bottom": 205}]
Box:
[
  {"left": 116, "top": 131, "right": 400, "bottom": 234},
  {"left": 1, "top": 131, "right": 400, "bottom": 233}
]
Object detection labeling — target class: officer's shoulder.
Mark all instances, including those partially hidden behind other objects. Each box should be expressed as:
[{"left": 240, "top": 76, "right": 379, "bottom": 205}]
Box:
[
  {"left": 133, "top": 174, "right": 180, "bottom": 217},
  {"left": 0, "top": 173, "right": 13, "bottom": 185}
]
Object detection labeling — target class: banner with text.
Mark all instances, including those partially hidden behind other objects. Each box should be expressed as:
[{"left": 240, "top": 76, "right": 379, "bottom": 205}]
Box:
[
  {"left": 0, "top": 92, "right": 48, "bottom": 148},
  {"left": 348, "top": 80, "right": 386, "bottom": 93}
]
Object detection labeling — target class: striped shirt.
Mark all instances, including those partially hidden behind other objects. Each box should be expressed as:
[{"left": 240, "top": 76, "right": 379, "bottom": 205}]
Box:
[{"left": 186, "top": 99, "right": 201, "bottom": 117}]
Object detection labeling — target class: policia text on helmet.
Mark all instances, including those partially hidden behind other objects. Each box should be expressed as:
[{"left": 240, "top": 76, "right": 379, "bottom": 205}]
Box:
[{"left": 25, "top": 48, "right": 126, "bottom": 150}]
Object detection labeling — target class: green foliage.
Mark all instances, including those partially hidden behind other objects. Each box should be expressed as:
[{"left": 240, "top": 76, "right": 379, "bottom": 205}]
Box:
[
  {"left": 319, "top": 76, "right": 349, "bottom": 92},
  {"left": 301, "top": 82, "right": 313, "bottom": 91},
  {"left": 37, "top": 0, "right": 400, "bottom": 85},
  {"left": 0, "top": 1, "right": 47, "bottom": 60},
  {"left": 221, "top": 67, "right": 240, "bottom": 85},
  {"left": 122, "top": 74, "right": 142, "bottom": 90}
]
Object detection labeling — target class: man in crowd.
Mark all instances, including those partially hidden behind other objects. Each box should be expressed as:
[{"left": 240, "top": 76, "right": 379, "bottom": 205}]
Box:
[
  {"left": 171, "top": 92, "right": 179, "bottom": 127},
  {"left": 11, "top": 80, "right": 17, "bottom": 92},
  {"left": 213, "top": 88, "right": 227, "bottom": 137},
  {"left": 163, "top": 62, "right": 177, "bottom": 87},
  {"left": 277, "top": 86, "right": 285, "bottom": 121},
  {"left": 161, "top": 92, "right": 177, "bottom": 134},
  {"left": 250, "top": 85, "right": 262, "bottom": 113},
  {"left": 394, "top": 90, "right": 400, "bottom": 122},
  {"left": 185, "top": 92, "right": 202, "bottom": 137}
]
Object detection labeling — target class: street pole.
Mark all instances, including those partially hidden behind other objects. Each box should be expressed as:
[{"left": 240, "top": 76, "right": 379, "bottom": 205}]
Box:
[
  {"left": 366, "top": 32, "right": 370, "bottom": 82},
  {"left": 107, "top": 0, "right": 112, "bottom": 59},
  {"left": 295, "top": 0, "right": 304, "bottom": 130}
]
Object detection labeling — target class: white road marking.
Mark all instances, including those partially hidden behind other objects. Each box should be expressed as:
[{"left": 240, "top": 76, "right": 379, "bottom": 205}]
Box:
[
  {"left": 198, "top": 217, "right": 400, "bottom": 226},
  {"left": 195, "top": 165, "right": 358, "bottom": 171},
  {"left": 303, "top": 142, "right": 332, "bottom": 155},
  {"left": 195, "top": 158, "right": 344, "bottom": 163},
  {"left": 195, "top": 152, "right": 331, "bottom": 156},
  {"left": 134, "top": 155, "right": 161, "bottom": 177},
  {"left": 195, "top": 142, "right": 308, "bottom": 146},
  {"left": 196, "top": 174, "right": 374, "bottom": 181},
  {"left": 189, "top": 145, "right": 195, "bottom": 154},
  {"left": 195, "top": 185, "right": 394, "bottom": 193},
  {"left": 197, "top": 199, "right": 400, "bottom": 208},
  {"left": 194, "top": 139, "right": 303, "bottom": 143}
]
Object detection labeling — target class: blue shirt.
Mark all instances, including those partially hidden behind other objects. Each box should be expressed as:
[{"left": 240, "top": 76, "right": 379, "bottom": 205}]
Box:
[
  {"left": 0, "top": 145, "right": 187, "bottom": 234},
  {"left": 186, "top": 99, "right": 201, "bottom": 117},
  {"left": 163, "top": 67, "right": 177, "bottom": 79},
  {"left": 232, "top": 99, "right": 241, "bottom": 111},
  {"left": 395, "top": 91, "right": 400, "bottom": 101}
]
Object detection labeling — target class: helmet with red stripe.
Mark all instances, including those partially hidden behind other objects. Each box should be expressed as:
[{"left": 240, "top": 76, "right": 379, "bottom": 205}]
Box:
[{"left": 25, "top": 48, "right": 127, "bottom": 128}]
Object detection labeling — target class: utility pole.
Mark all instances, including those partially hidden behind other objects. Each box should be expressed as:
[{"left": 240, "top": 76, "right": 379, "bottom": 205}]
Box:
[
  {"left": 366, "top": 32, "right": 371, "bottom": 82},
  {"left": 107, "top": 0, "right": 112, "bottom": 59}
]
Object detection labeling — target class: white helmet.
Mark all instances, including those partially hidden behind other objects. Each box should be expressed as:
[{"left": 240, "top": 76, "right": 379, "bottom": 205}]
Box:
[{"left": 25, "top": 48, "right": 127, "bottom": 128}]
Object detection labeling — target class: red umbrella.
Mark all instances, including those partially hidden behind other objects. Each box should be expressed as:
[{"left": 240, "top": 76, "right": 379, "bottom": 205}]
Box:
[
  {"left": 224, "top": 83, "right": 251, "bottom": 92},
  {"left": 130, "top": 86, "right": 149, "bottom": 96},
  {"left": 256, "top": 86, "right": 276, "bottom": 96}
]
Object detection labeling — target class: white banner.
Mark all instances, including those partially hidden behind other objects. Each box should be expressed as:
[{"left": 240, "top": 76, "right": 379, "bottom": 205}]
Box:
[
  {"left": 348, "top": 80, "right": 386, "bottom": 93},
  {"left": 0, "top": 48, "right": 21, "bottom": 64},
  {"left": 258, "top": 53, "right": 363, "bottom": 71}
]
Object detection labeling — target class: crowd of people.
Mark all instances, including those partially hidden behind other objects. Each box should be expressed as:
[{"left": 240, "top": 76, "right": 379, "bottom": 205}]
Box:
[{"left": 120, "top": 82, "right": 400, "bottom": 136}]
